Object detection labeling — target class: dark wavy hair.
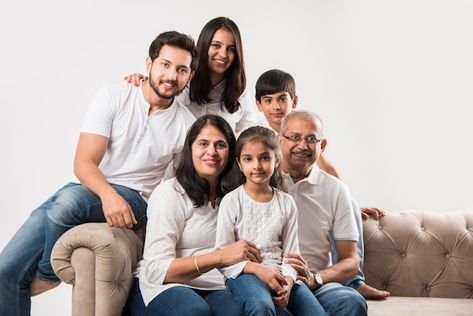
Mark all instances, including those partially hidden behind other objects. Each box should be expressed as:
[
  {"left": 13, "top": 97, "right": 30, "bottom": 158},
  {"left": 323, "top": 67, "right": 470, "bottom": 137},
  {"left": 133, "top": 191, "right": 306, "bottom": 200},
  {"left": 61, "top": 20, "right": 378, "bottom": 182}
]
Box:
[
  {"left": 148, "top": 31, "right": 198, "bottom": 71},
  {"left": 189, "top": 17, "right": 246, "bottom": 114},
  {"left": 176, "top": 114, "right": 236, "bottom": 207},
  {"left": 225, "top": 126, "right": 282, "bottom": 191}
]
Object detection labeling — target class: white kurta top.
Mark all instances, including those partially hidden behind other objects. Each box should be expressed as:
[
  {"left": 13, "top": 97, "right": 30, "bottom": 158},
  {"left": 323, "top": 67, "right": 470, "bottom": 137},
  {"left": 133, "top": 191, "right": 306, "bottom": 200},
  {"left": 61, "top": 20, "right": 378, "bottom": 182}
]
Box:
[
  {"left": 215, "top": 185, "right": 299, "bottom": 281},
  {"left": 176, "top": 81, "right": 258, "bottom": 136},
  {"left": 136, "top": 178, "right": 225, "bottom": 306}
]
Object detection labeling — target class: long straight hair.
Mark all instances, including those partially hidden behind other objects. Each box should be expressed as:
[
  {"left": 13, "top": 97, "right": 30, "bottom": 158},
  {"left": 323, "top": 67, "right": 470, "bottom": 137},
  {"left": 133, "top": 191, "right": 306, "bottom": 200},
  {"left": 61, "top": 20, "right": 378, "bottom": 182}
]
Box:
[
  {"left": 176, "top": 114, "right": 236, "bottom": 207},
  {"left": 189, "top": 17, "right": 246, "bottom": 114},
  {"left": 224, "top": 126, "right": 282, "bottom": 192}
]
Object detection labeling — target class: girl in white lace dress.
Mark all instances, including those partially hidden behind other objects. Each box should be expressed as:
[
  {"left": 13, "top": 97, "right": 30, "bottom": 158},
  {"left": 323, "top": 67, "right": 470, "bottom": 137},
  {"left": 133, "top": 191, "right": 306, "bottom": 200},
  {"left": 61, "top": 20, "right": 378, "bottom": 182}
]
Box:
[{"left": 215, "top": 126, "right": 325, "bottom": 316}]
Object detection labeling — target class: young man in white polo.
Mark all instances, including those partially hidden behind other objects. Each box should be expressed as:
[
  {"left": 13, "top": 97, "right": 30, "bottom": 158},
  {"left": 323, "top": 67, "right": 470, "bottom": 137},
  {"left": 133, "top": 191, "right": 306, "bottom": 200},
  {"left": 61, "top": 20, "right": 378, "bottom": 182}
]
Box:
[{"left": 0, "top": 31, "right": 197, "bottom": 316}]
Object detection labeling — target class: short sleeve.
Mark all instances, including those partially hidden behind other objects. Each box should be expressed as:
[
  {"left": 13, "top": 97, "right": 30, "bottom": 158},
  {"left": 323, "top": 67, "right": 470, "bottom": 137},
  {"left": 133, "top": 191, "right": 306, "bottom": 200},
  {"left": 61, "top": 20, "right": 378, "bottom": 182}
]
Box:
[{"left": 80, "top": 85, "right": 117, "bottom": 137}]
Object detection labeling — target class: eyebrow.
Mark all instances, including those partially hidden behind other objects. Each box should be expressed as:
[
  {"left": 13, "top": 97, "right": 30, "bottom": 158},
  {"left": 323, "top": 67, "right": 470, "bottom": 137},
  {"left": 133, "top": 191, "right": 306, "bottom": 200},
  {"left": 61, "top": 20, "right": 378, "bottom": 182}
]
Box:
[{"left": 158, "top": 57, "right": 190, "bottom": 70}]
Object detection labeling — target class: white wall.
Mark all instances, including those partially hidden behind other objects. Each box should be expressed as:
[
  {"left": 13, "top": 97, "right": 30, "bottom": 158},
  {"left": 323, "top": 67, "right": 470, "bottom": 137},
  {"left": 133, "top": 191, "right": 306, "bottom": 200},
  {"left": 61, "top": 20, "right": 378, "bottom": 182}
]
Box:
[{"left": 1, "top": 0, "right": 472, "bottom": 314}]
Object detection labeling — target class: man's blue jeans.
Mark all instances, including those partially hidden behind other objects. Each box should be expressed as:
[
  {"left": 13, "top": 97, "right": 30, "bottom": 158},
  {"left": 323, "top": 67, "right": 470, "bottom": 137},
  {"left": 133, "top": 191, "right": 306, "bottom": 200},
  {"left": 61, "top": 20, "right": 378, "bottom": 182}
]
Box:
[
  {"left": 0, "top": 182, "right": 147, "bottom": 316},
  {"left": 313, "top": 282, "right": 367, "bottom": 316},
  {"left": 126, "top": 278, "right": 243, "bottom": 316},
  {"left": 330, "top": 199, "right": 366, "bottom": 289},
  {"left": 227, "top": 274, "right": 326, "bottom": 316}
]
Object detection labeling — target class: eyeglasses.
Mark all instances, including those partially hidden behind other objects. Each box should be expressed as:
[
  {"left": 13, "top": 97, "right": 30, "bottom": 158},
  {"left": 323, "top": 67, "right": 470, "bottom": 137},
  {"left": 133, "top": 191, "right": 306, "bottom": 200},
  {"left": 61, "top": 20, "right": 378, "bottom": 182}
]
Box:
[{"left": 282, "top": 134, "right": 321, "bottom": 144}]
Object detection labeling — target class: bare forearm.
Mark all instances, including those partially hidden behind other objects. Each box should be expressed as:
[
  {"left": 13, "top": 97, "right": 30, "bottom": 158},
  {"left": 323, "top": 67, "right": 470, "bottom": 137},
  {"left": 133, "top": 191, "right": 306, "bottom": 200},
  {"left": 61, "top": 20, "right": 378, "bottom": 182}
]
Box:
[
  {"left": 319, "top": 257, "right": 359, "bottom": 283},
  {"left": 164, "top": 251, "right": 223, "bottom": 284},
  {"left": 74, "top": 158, "right": 115, "bottom": 198}
]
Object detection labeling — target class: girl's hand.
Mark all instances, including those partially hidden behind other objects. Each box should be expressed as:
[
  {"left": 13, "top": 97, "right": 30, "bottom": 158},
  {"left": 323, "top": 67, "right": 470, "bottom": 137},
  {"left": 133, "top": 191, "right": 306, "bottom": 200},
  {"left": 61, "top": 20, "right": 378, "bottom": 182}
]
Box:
[
  {"left": 217, "top": 240, "right": 261, "bottom": 266},
  {"left": 123, "top": 73, "right": 147, "bottom": 86},
  {"left": 272, "top": 277, "right": 293, "bottom": 307},
  {"left": 250, "top": 264, "right": 288, "bottom": 293}
]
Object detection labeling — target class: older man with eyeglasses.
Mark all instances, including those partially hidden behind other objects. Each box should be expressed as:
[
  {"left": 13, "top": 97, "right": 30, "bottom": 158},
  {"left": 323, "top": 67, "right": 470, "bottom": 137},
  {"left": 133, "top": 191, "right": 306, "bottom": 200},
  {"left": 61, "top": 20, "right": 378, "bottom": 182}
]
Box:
[{"left": 279, "top": 110, "right": 368, "bottom": 316}]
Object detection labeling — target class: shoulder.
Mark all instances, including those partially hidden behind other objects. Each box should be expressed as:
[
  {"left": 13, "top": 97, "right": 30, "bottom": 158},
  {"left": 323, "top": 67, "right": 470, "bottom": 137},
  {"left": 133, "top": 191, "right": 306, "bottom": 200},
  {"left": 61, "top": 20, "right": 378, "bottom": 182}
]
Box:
[
  {"left": 148, "top": 178, "right": 184, "bottom": 204},
  {"left": 274, "top": 188, "right": 297, "bottom": 208},
  {"left": 99, "top": 81, "right": 136, "bottom": 98},
  {"left": 220, "top": 186, "right": 243, "bottom": 205},
  {"left": 316, "top": 170, "right": 351, "bottom": 204}
]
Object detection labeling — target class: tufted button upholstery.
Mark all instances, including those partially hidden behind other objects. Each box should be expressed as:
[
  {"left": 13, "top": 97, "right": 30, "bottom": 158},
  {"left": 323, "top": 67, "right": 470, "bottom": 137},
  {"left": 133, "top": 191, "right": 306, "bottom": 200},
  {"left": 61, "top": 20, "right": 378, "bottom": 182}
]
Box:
[{"left": 363, "top": 211, "right": 473, "bottom": 298}]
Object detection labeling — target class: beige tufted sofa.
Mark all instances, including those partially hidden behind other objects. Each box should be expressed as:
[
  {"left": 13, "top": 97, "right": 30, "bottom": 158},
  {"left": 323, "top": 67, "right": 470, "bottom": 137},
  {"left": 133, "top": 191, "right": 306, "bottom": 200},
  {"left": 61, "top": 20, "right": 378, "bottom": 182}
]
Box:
[
  {"left": 363, "top": 210, "right": 473, "bottom": 315},
  {"left": 51, "top": 210, "right": 473, "bottom": 315}
]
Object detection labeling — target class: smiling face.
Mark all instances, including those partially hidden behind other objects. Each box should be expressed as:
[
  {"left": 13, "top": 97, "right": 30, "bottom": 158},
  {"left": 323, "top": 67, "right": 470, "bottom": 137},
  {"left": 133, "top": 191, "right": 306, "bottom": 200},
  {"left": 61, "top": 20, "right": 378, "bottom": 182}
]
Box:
[
  {"left": 237, "top": 140, "right": 278, "bottom": 187},
  {"left": 146, "top": 44, "right": 193, "bottom": 99},
  {"left": 257, "top": 92, "right": 298, "bottom": 132},
  {"left": 207, "top": 28, "right": 236, "bottom": 82},
  {"left": 191, "top": 124, "right": 230, "bottom": 185},
  {"left": 279, "top": 116, "right": 326, "bottom": 176}
]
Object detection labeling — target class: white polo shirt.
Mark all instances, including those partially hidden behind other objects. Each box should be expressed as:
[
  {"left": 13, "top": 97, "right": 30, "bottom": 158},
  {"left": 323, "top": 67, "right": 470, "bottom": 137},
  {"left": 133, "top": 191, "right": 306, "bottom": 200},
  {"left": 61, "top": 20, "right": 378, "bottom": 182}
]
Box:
[
  {"left": 281, "top": 166, "right": 359, "bottom": 272},
  {"left": 176, "top": 81, "right": 257, "bottom": 136},
  {"left": 79, "top": 82, "right": 195, "bottom": 201}
]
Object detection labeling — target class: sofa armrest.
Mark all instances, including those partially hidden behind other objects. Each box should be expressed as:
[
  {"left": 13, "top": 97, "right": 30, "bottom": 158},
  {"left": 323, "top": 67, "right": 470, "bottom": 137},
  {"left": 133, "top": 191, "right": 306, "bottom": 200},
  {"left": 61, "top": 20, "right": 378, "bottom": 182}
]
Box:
[{"left": 51, "top": 223, "right": 143, "bottom": 316}]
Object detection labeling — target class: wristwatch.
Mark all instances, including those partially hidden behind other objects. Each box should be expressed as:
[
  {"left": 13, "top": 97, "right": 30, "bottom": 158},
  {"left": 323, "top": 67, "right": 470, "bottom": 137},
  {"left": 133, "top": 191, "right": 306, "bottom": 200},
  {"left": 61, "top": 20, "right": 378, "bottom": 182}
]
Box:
[{"left": 313, "top": 272, "right": 324, "bottom": 288}]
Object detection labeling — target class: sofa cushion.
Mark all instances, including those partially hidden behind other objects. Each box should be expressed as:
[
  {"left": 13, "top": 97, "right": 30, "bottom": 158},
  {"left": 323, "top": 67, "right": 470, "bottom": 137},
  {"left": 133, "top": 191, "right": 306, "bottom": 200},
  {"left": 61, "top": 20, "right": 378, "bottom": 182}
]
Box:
[{"left": 363, "top": 211, "right": 473, "bottom": 298}]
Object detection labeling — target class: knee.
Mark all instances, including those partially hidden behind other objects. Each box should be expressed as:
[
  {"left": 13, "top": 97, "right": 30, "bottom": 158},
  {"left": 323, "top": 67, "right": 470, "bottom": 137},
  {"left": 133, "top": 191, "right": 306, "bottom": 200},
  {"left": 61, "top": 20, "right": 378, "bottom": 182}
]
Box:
[
  {"left": 242, "top": 297, "right": 276, "bottom": 316},
  {"left": 340, "top": 290, "right": 367, "bottom": 316},
  {"left": 45, "top": 187, "right": 88, "bottom": 224},
  {"left": 178, "top": 303, "right": 212, "bottom": 316},
  {"left": 351, "top": 292, "right": 368, "bottom": 315}
]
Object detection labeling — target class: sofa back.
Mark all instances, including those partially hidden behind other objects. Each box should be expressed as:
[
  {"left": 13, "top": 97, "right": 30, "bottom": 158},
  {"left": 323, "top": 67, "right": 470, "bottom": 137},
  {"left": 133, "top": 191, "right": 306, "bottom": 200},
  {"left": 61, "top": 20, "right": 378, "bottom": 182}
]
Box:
[{"left": 363, "top": 210, "right": 473, "bottom": 298}]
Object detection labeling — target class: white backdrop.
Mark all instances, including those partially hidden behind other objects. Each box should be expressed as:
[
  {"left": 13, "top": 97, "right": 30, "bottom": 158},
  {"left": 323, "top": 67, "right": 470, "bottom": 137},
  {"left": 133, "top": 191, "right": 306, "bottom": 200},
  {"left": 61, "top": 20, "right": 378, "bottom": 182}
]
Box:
[{"left": 1, "top": 0, "right": 472, "bottom": 314}]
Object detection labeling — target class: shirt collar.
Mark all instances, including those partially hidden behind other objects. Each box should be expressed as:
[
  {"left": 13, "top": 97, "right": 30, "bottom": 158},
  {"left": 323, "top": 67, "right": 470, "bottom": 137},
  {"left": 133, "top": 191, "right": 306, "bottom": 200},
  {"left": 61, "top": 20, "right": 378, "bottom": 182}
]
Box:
[{"left": 280, "top": 164, "right": 321, "bottom": 186}]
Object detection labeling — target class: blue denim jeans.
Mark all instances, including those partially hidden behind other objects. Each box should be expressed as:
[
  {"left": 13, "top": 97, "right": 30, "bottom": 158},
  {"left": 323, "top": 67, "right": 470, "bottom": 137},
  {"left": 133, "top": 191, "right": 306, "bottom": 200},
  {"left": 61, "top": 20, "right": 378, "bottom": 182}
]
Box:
[
  {"left": 126, "top": 278, "right": 243, "bottom": 316},
  {"left": 313, "top": 282, "right": 367, "bottom": 316},
  {"left": 227, "top": 274, "right": 326, "bottom": 316},
  {"left": 330, "top": 199, "right": 365, "bottom": 289},
  {"left": 0, "top": 182, "right": 147, "bottom": 316}
]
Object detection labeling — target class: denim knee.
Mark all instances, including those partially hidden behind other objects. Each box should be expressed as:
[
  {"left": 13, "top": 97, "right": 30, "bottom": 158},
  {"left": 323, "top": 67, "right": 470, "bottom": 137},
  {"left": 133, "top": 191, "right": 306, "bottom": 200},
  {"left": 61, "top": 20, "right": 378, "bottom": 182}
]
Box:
[
  {"left": 178, "top": 303, "right": 212, "bottom": 316},
  {"left": 45, "top": 184, "right": 100, "bottom": 226}
]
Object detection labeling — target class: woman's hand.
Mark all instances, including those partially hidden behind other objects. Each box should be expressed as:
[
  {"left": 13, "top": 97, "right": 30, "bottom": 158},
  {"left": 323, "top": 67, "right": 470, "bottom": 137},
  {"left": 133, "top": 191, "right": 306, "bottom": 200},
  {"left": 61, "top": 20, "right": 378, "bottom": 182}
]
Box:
[
  {"left": 123, "top": 73, "right": 147, "bottom": 86},
  {"left": 216, "top": 239, "right": 261, "bottom": 266},
  {"left": 284, "top": 253, "right": 316, "bottom": 290},
  {"left": 216, "top": 239, "right": 261, "bottom": 267}
]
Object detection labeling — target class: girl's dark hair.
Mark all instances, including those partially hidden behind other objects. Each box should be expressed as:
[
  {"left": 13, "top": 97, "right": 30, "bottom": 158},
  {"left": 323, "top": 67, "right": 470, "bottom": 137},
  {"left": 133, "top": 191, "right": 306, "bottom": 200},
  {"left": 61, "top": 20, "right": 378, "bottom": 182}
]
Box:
[
  {"left": 189, "top": 17, "right": 246, "bottom": 114},
  {"left": 176, "top": 114, "right": 236, "bottom": 207},
  {"left": 227, "top": 126, "right": 282, "bottom": 191}
]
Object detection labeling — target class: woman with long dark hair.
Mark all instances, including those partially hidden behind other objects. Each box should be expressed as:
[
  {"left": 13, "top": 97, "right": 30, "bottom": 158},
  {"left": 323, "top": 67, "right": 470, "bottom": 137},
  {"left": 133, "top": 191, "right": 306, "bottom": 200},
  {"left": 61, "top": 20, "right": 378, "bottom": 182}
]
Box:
[
  {"left": 125, "top": 17, "right": 257, "bottom": 136},
  {"left": 126, "top": 115, "right": 260, "bottom": 316}
]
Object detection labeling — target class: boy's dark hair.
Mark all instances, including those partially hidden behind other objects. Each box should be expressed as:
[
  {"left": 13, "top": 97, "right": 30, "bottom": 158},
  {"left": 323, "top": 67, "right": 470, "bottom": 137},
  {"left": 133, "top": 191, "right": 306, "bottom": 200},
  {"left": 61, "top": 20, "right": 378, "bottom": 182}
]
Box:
[
  {"left": 176, "top": 114, "right": 236, "bottom": 207},
  {"left": 189, "top": 17, "right": 246, "bottom": 114},
  {"left": 148, "top": 31, "right": 198, "bottom": 71},
  {"left": 255, "top": 69, "right": 296, "bottom": 101}
]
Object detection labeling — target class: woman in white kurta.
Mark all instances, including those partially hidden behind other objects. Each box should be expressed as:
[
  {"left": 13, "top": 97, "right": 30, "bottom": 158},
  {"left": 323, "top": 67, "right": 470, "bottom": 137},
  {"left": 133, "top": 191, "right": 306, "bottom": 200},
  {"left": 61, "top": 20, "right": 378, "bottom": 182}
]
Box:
[{"left": 126, "top": 115, "right": 261, "bottom": 316}]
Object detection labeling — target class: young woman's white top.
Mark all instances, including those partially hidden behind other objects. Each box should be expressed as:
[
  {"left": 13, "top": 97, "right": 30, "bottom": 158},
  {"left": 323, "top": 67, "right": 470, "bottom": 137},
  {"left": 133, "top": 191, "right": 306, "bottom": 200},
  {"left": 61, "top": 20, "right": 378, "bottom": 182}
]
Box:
[
  {"left": 215, "top": 185, "right": 299, "bottom": 281},
  {"left": 136, "top": 178, "right": 225, "bottom": 306},
  {"left": 176, "top": 80, "right": 258, "bottom": 136}
]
